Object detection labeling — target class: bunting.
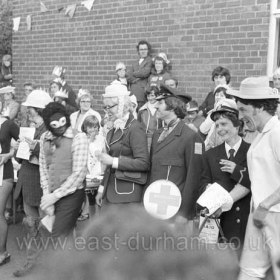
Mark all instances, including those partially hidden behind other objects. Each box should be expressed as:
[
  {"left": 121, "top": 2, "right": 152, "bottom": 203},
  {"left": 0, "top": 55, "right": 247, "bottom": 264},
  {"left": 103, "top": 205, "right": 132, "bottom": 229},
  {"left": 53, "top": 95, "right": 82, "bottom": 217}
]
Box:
[
  {"left": 13, "top": 17, "right": 21, "bottom": 32},
  {"left": 26, "top": 15, "right": 32, "bottom": 31},
  {"left": 65, "top": 4, "right": 77, "bottom": 18},
  {"left": 81, "top": 0, "right": 95, "bottom": 11},
  {"left": 13, "top": 1, "right": 97, "bottom": 32},
  {"left": 40, "top": 1, "right": 49, "bottom": 13}
]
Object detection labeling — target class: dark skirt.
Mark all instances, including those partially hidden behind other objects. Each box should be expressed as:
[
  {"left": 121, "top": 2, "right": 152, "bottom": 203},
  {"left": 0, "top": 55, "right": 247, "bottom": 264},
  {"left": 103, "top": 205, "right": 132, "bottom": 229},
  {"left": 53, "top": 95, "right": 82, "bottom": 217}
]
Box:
[{"left": 15, "top": 160, "right": 42, "bottom": 207}]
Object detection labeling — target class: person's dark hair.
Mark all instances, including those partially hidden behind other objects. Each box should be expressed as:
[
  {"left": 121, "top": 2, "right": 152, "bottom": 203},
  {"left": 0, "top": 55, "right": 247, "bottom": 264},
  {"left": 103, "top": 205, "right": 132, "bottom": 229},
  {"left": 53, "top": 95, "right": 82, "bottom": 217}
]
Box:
[
  {"left": 211, "top": 66, "right": 231, "bottom": 84},
  {"left": 165, "top": 96, "right": 187, "bottom": 119},
  {"left": 153, "top": 56, "right": 167, "bottom": 71},
  {"left": 42, "top": 102, "right": 70, "bottom": 131},
  {"left": 165, "top": 78, "right": 179, "bottom": 87},
  {"left": 50, "top": 80, "right": 62, "bottom": 90},
  {"left": 212, "top": 111, "right": 241, "bottom": 127},
  {"left": 235, "top": 97, "right": 279, "bottom": 116},
  {"left": 81, "top": 115, "right": 100, "bottom": 133},
  {"left": 214, "top": 86, "right": 233, "bottom": 99},
  {"left": 136, "top": 40, "right": 151, "bottom": 55},
  {"left": 33, "top": 107, "right": 44, "bottom": 117},
  {"left": 23, "top": 82, "right": 33, "bottom": 88},
  {"left": 145, "top": 86, "right": 160, "bottom": 97}
]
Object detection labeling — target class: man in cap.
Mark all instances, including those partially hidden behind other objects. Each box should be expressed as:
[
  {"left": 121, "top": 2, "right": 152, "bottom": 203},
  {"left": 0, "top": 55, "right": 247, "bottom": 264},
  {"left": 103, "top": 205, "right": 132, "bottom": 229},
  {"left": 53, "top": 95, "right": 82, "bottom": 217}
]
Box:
[
  {"left": 228, "top": 77, "right": 280, "bottom": 280},
  {"left": 148, "top": 85, "right": 205, "bottom": 219}
]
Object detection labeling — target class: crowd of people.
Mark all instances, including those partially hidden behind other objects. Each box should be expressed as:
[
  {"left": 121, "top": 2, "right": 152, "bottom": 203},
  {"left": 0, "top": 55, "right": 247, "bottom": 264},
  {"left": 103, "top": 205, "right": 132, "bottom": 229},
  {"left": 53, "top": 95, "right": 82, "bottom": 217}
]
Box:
[{"left": 0, "top": 39, "right": 279, "bottom": 280}]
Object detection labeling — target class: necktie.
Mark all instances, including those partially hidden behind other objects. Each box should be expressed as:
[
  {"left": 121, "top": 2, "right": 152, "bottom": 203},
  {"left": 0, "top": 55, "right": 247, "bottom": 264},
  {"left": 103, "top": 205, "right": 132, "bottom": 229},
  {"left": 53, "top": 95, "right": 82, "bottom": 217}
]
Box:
[
  {"left": 228, "top": 148, "right": 235, "bottom": 161},
  {"left": 157, "top": 119, "right": 179, "bottom": 143}
]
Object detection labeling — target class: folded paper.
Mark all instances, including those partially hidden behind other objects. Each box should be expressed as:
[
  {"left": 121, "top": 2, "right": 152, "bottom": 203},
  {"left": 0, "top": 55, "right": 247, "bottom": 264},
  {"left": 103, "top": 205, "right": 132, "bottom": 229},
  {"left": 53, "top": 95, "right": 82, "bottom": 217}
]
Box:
[{"left": 197, "top": 182, "right": 234, "bottom": 215}]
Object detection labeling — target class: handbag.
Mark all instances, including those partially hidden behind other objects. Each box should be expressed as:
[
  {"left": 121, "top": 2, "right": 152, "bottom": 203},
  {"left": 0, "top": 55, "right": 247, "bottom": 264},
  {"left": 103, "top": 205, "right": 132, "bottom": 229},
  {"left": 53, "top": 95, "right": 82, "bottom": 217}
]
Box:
[
  {"left": 115, "top": 170, "right": 147, "bottom": 185},
  {"left": 113, "top": 120, "right": 148, "bottom": 186}
]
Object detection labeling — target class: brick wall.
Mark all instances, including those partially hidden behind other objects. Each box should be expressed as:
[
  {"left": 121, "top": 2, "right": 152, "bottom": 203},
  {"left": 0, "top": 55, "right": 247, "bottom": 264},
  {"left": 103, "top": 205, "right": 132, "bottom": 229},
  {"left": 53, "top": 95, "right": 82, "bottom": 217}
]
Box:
[{"left": 12, "top": 0, "right": 270, "bottom": 109}]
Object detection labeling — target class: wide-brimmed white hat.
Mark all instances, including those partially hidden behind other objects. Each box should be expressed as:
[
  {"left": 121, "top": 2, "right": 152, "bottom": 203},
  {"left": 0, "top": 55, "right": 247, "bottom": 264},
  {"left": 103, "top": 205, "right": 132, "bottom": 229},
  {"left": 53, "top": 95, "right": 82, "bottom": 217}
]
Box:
[
  {"left": 0, "top": 86, "right": 15, "bottom": 95},
  {"left": 103, "top": 81, "right": 130, "bottom": 98},
  {"left": 22, "top": 90, "right": 52, "bottom": 108},
  {"left": 228, "top": 76, "right": 280, "bottom": 99}
]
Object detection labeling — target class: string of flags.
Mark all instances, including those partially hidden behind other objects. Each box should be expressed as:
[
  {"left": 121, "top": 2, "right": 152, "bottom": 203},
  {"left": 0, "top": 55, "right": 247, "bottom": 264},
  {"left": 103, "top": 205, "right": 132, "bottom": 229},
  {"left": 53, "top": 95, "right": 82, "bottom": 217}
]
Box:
[{"left": 13, "top": 0, "right": 95, "bottom": 32}]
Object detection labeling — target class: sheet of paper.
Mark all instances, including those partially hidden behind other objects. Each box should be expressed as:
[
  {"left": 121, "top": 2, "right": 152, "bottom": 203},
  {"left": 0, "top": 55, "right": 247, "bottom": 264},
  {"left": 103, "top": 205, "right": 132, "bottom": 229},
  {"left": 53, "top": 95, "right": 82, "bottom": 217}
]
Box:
[
  {"left": 197, "top": 182, "right": 233, "bottom": 215},
  {"left": 16, "top": 127, "right": 36, "bottom": 160},
  {"left": 41, "top": 215, "right": 55, "bottom": 233}
]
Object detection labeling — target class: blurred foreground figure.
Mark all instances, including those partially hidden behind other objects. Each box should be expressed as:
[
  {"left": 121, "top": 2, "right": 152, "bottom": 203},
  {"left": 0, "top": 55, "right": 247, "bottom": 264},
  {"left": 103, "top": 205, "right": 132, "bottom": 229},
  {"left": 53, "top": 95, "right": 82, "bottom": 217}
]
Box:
[{"left": 39, "top": 205, "right": 238, "bottom": 280}]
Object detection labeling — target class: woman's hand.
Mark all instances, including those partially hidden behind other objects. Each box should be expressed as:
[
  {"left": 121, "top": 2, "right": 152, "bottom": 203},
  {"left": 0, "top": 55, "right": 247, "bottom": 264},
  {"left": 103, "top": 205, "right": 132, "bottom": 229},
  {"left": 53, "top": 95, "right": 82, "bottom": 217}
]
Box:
[
  {"left": 0, "top": 153, "right": 11, "bottom": 166},
  {"left": 95, "top": 192, "right": 103, "bottom": 207},
  {"left": 98, "top": 153, "right": 114, "bottom": 166},
  {"left": 219, "top": 159, "right": 236, "bottom": 174}
]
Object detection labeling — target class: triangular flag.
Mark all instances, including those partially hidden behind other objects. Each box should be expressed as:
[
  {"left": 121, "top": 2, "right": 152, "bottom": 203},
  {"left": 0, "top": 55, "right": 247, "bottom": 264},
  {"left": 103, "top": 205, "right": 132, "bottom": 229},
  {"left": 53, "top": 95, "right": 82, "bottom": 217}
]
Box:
[
  {"left": 40, "top": 1, "right": 49, "bottom": 13},
  {"left": 26, "top": 15, "right": 32, "bottom": 31},
  {"left": 65, "top": 4, "right": 77, "bottom": 18},
  {"left": 13, "top": 17, "right": 21, "bottom": 32},
  {"left": 81, "top": 0, "right": 95, "bottom": 11}
]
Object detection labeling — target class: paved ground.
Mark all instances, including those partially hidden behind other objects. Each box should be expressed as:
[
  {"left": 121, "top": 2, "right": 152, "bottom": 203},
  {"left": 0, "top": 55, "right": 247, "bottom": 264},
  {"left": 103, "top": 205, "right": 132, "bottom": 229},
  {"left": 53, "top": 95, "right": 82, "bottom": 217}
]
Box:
[{"left": 1, "top": 214, "right": 90, "bottom": 280}]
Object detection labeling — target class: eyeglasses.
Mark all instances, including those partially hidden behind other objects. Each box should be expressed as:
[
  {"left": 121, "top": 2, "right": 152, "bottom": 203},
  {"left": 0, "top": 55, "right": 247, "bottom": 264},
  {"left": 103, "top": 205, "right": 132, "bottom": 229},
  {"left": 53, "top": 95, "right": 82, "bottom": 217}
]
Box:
[
  {"left": 139, "top": 48, "right": 148, "bottom": 51},
  {"left": 104, "top": 104, "right": 118, "bottom": 111},
  {"left": 80, "top": 100, "right": 91, "bottom": 104}
]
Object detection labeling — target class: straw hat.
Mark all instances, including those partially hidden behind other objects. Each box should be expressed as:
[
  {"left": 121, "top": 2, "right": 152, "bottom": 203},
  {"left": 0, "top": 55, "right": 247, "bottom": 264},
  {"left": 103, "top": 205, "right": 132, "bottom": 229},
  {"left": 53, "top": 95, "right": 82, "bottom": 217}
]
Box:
[{"left": 227, "top": 76, "right": 280, "bottom": 100}]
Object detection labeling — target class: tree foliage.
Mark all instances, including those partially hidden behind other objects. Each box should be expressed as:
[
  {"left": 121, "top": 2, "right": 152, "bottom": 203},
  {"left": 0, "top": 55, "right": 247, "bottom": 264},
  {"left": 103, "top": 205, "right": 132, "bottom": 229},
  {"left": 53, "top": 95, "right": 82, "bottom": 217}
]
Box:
[{"left": 0, "top": 1, "right": 12, "bottom": 56}]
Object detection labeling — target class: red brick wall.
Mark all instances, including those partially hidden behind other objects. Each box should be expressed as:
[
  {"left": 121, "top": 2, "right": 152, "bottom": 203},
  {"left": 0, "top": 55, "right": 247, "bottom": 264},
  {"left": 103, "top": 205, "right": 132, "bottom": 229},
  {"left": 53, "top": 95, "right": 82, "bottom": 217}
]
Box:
[{"left": 12, "top": 0, "right": 270, "bottom": 109}]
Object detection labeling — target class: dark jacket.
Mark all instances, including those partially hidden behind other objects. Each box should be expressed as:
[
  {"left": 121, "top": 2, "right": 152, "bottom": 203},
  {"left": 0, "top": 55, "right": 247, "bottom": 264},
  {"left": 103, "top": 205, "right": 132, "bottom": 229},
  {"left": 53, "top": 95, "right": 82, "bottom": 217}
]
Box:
[
  {"left": 149, "top": 120, "right": 205, "bottom": 219},
  {"left": 199, "top": 90, "right": 215, "bottom": 117},
  {"left": 127, "top": 56, "right": 153, "bottom": 103},
  {"left": 200, "top": 140, "right": 251, "bottom": 244},
  {"left": 102, "top": 114, "right": 150, "bottom": 203}
]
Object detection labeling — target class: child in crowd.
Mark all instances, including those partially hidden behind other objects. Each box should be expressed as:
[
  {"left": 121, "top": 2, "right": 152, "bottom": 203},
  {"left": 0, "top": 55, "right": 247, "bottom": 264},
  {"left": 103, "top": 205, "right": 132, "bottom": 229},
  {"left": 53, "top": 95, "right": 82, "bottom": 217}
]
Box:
[
  {"left": 0, "top": 54, "right": 12, "bottom": 87},
  {"left": 184, "top": 100, "right": 205, "bottom": 133},
  {"left": 199, "top": 66, "right": 231, "bottom": 117},
  {"left": 114, "top": 62, "right": 128, "bottom": 87},
  {"left": 81, "top": 115, "right": 106, "bottom": 218},
  {"left": 164, "top": 77, "right": 178, "bottom": 89},
  {"left": 147, "top": 55, "right": 172, "bottom": 91},
  {"left": 138, "top": 86, "right": 162, "bottom": 152}
]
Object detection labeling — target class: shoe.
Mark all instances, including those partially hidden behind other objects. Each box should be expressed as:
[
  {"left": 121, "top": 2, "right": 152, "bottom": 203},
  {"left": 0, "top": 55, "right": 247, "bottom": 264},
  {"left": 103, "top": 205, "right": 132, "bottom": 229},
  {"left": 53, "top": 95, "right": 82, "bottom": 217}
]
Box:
[
  {"left": 0, "top": 252, "right": 11, "bottom": 266},
  {"left": 77, "top": 213, "right": 89, "bottom": 221},
  {"left": 13, "top": 262, "right": 35, "bottom": 277}
]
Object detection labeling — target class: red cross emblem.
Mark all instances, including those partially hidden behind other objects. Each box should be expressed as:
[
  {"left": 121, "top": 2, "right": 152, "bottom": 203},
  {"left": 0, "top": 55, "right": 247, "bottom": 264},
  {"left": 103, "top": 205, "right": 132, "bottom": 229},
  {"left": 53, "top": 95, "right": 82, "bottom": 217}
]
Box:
[{"left": 144, "top": 180, "right": 182, "bottom": 220}]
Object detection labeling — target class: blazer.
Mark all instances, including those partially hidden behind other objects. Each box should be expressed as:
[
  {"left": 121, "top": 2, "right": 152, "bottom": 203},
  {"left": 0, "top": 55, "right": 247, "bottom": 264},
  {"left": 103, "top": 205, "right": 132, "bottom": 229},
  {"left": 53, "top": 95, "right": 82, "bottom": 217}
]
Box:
[
  {"left": 200, "top": 140, "right": 251, "bottom": 244},
  {"left": 149, "top": 120, "right": 205, "bottom": 219},
  {"left": 102, "top": 114, "right": 150, "bottom": 203},
  {"left": 127, "top": 56, "right": 153, "bottom": 102}
]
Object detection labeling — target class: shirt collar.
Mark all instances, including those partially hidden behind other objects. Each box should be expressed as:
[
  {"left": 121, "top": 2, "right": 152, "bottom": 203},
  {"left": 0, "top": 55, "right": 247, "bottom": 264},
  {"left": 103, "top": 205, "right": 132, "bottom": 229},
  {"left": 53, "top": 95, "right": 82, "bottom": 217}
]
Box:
[
  {"left": 261, "top": 116, "right": 279, "bottom": 134},
  {"left": 225, "top": 136, "right": 242, "bottom": 157}
]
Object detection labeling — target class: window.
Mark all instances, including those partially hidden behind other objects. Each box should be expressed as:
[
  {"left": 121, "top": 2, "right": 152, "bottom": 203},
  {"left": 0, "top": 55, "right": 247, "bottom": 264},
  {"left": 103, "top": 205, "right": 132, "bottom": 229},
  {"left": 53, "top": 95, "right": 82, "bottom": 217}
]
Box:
[{"left": 267, "top": 0, "right": 280, "bottom": 76}]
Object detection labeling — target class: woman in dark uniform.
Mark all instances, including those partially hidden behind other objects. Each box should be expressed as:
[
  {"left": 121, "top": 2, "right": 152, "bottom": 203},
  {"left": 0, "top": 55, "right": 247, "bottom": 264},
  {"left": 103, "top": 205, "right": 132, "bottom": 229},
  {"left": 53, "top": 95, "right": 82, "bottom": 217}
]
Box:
[{"left": 200, "top": 99, "right": 251, "bottom": 249}]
